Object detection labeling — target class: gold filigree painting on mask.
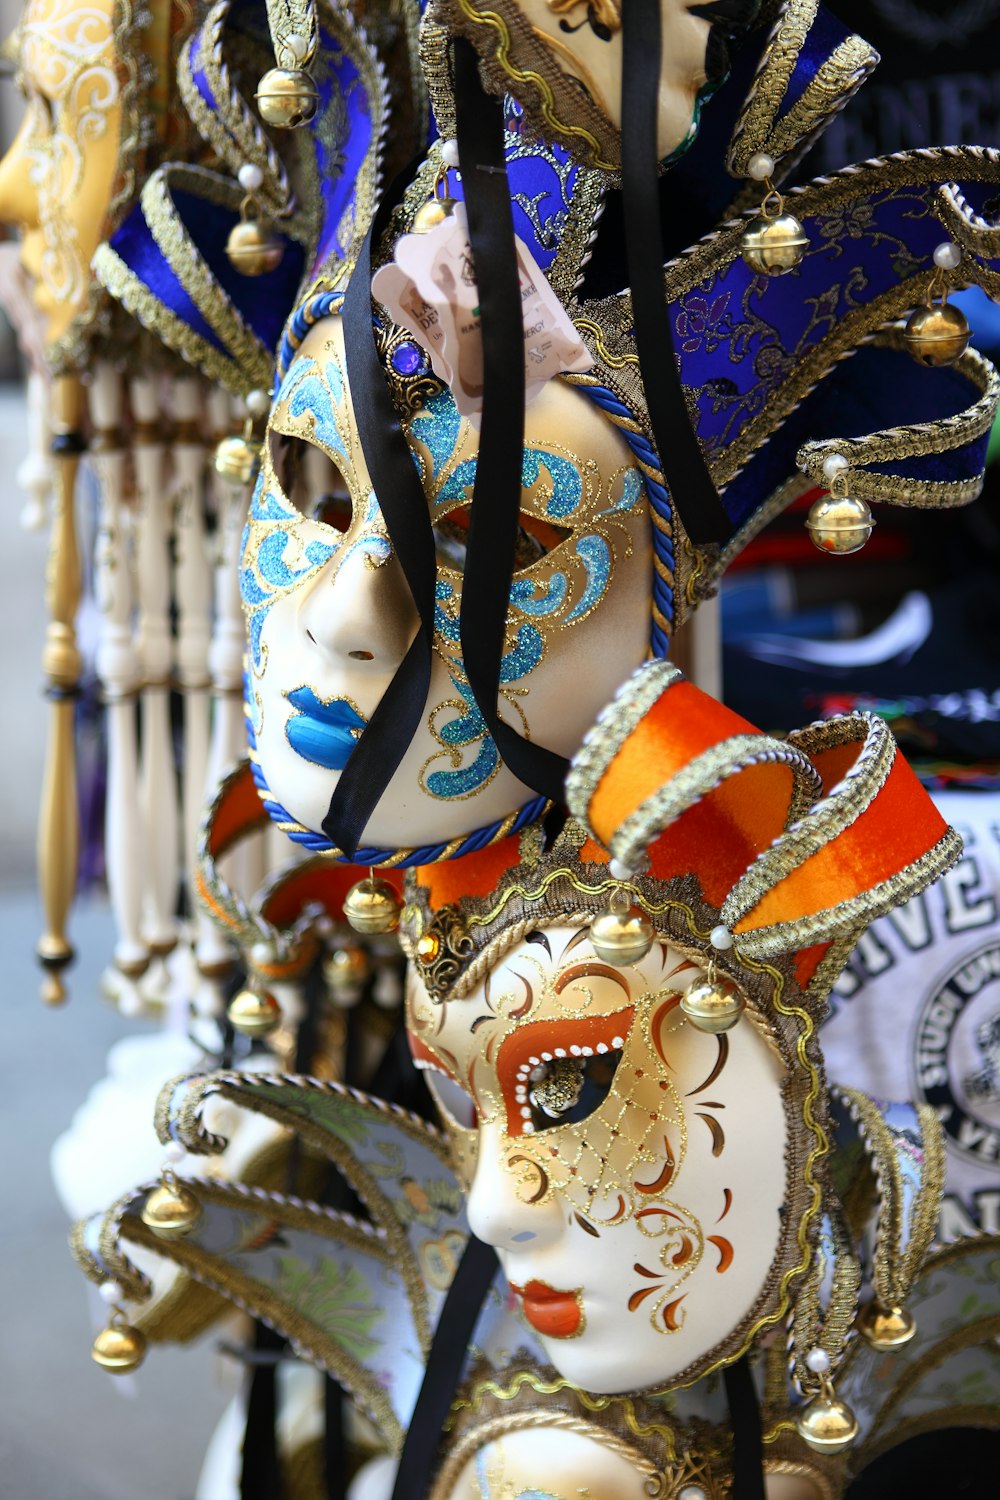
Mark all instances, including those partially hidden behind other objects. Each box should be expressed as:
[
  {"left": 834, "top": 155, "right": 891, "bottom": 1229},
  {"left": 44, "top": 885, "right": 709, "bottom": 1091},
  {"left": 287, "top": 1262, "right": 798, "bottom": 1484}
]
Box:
[
  {"left": 426, "top": 0, "right": 762, "bottom": 171},
  {"left": 0, "top": 0, "right": 143, "bottom": 363},
  {"left": 405, "top": 910, "right": 811, "bottom": 1396}
]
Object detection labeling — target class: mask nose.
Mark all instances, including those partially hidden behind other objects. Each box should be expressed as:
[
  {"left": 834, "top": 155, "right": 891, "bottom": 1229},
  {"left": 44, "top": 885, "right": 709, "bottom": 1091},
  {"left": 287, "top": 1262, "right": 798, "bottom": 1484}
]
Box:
[
  {"left": 466, "top": 1122, "right": 565, "bottom": 1254},
  {"left": 0, "top": 110, "right": 44, "bottom": 230},
  {"left": 298, "top": 531, "right": 419, "bottom": 669}
]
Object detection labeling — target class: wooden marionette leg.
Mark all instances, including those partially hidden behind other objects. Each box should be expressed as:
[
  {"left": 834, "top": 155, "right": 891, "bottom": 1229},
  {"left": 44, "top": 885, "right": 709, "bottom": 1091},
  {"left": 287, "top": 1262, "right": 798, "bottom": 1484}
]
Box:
[
  {"left": 170, "top": 376, "right": 214, "bottom": 933},
  {"left": 36, "top": 373, "right": 84, "bottom": 1004},
  {"left": 88, "top": 362, "right": 149, "bottom": 1005},
  {"left": 189, "top": 388, "right": 252, "bottom": 1028},
  {"left": 217, "top": 390, "right": 268, "bottom": 905},
  {"left": 18, "top": 368, "right": 52, "bottom": 533},
  {"left": 130, "top": 375, "right": 180, "bottom": 987}
]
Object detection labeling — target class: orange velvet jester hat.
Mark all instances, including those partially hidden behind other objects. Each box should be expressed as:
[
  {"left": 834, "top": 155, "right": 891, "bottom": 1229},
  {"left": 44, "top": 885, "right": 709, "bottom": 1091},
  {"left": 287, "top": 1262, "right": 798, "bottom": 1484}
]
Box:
[{"left": 400, "top": 661, "right": 961, "bottom": 1008}]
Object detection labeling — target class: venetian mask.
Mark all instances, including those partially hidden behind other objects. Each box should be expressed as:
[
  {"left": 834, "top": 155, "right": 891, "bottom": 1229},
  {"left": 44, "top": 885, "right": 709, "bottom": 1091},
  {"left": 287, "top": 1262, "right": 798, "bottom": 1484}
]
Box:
[
  {"left": 0, "top": 0, "right": 129, "bottom": 354},
  {"left": 241, "top": 313, "right": 651, "bottom": 853},
  {"left": 431, "top": 0, "right": 761, "bottom": 169},
  {"left": 406, "top": 916, "right": 792, "bottom": 1395}
]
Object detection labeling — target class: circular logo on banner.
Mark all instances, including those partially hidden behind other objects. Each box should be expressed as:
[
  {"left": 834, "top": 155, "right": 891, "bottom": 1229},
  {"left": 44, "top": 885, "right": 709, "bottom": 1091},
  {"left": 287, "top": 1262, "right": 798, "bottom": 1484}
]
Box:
[{"left": 914, "top": 943, "right": 1000, "bottom": 1166}]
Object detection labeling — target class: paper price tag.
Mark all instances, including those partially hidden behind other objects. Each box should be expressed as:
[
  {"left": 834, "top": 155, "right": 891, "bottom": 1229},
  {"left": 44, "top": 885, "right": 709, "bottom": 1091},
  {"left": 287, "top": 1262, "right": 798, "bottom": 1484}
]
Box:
[{"left": 372, "top": 203, "right": 592, "bottom": 419}]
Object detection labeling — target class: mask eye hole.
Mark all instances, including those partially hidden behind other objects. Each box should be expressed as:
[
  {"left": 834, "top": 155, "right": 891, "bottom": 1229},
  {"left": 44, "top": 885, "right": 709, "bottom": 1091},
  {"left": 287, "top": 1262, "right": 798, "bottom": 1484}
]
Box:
[
  {"left": 271, "top": 432, "right": 353, "bottom": 530},
  {"left": 313, "top": 492, "right": 352, "bottom": 531},
  {"left": 425, "top": 1067, "right": 478, "bottom": 1132},
  {"left": 526, "top": 1049, "right": 622, "bottom": 1133},
  {"left": 432, "top": 505, "right": 572, "bottom": 573}
]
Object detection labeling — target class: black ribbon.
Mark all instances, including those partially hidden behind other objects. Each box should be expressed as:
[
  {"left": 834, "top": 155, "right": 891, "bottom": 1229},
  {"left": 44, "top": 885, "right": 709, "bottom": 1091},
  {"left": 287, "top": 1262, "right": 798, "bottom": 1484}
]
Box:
[
  {"left": 240, "top": 1321, "right": 286, "bottom": 1499},
  {"left": 389, "top": 1235, "right": 499, "bottom": 1500},
  {"left": 723, "top": 1355, "right": 766, "bottom": 1500},
  {"left": 322, "top": 160, "right": 439, "bottom": 856},
  {"left": 620, "top": 0, "right": 733, "bottom": 546},
  {"left": 451, "top": 39, "right": 570, "bottom": 802}
]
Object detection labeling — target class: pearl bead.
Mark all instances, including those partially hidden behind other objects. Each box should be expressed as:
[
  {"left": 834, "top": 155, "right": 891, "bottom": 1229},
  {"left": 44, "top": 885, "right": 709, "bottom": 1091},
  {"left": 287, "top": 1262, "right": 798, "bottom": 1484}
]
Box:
[
  {"left": 440, "top": 138, "right": 460, "bottom": 168},
  {"left": 609, "top": 858, "right": 639, "bottom": 882},
  {"left": 747, "top": 151, "right": 775, "bottom": 181},
  {"left": 710, "top": 924, "right": 734, "bottom": 950},
  {"left": 99, "top": 1280, "right": 123, "bottom": 1305},
  {"left": 678, "top": 1487, "right": 708, "bottom": 1500},
  {"left": 245, "top": 388, "right": 270, "bottom": 418},
  {"left": 822, "top": 452, "right": 849, "bottom": 480},
  {"left": 238, "top": 163, "right": 264, "bottom": 193},
  {"left": 933, "top": 240, "right": 961, "bottom": 270},
  {"left": 163, "top": 1140, "right": 186, "bottom": 1163},
  {"left": 285, "top": 31, "right": 310, "bottom": 63},
  {"left": 805, "top": 1346, "right": 831, "bottom": 1374}
]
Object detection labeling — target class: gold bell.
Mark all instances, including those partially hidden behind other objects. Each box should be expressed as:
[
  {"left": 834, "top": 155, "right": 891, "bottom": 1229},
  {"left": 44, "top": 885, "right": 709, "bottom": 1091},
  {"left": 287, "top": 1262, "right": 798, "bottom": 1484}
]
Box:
[
  {"left": 806, "top": 493, "right": 874, "bottom": 556},
  {"left": 741, "top": 180, "right": 808, "bottom": 277},
  {"left": 589, "top": 888, "right": 654, "bottom": 966},
  {"left": 680, "top": 977, "right": 744, "bottom": 1033},
  {"left": 92, "top": 1317, "right": 147, "bottom": 1374},
  {"left": 255, "top": 67, "right": 319, "bottom": 128},
  {"left": 140, "top": 1174, "right": 203, "bottom": 1239},
  {"left": 323, "top": 945, "right": 369, "bottom": 993},
  {"left": 857, "top": 1301, "right": 916, "bottom": 1349},
  {"left": 344, "top": 876, "right": 403, "bottom": 936},
  {"left": 213, "top": 432, "right": 260, "bottom": 486},
  {"left": 227, "top": 987, "right": 282, "bottom": 1037},
  {"left": 904, "top": 299, "right": 971, "bottom": 367},
  {"left": 225, "top": 217, "right": 285, "bottom": 277},
  {"left": 413, "top": 196, "right": 457, "bottom": 233},
  {"left": 412, "top": 161, "right": 456, "bottom": 234},
  {"left": 795, "top": 1393, "right": 859, "bottom": 1455}
]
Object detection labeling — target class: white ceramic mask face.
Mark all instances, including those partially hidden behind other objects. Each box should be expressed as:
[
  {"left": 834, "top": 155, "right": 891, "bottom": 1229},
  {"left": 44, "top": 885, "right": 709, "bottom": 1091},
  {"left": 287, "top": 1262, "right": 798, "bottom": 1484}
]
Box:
[
  {"left": 241, "top": 316, "right": 651, "bottom": 851},
  {"left": 406, "top": 923, "right": 789, "bottom": 1395},
  {"left": 517, "top": 0, "right": 748, "bottom": 159}
]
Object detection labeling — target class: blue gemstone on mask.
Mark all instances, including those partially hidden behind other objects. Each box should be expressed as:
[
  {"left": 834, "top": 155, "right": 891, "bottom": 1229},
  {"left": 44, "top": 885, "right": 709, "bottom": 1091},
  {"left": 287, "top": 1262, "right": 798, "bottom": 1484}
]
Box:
[{"left": 392, "top": 341, "right": 423, "bottom": 375}]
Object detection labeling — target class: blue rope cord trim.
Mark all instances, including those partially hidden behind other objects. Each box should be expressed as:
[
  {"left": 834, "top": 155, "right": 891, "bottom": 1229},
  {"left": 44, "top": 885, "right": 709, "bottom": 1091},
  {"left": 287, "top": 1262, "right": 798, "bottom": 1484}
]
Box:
[
  {"left": 243, "top": 685, "right": 546, "bottom": 865},
  {"left": 575, "top": 383, "right": 675, "bottom": 655}
]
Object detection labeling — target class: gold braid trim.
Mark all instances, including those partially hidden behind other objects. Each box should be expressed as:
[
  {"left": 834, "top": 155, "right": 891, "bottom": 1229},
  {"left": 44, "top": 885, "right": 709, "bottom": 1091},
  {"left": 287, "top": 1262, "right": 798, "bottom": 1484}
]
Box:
[
  {"left": 92, "top": 238, "right": 272, "bottom": 399},
  {"left": 831, "top": 1088, "right": 945, "bottom": 1310},
  {"left": 177, "top": 0, "right": 299, "bottom": 227},
  {"left": 141, "top": 165, "right": 276, "bottom": 372},
  {"left": 264, "top": 0, "right": 318, "bottom": 68},
  {"left": 788, "top": 1182, "right": 860, "bottom": 1397},
  {"left": 119, "top": 1185, "right": 405, "bottom": 1451},
  {"left": 429, "top": 1411, "right": 667, "bottom": 1500},
  {"left": 157, "top": 1069, "right": 457, "bottom": 1355},
  {"left": 796, "top": 332, "right": 1000, "bottom": 507},
  {"left": 424, "top": 0, "right": 618, "bottom": 171},
  {"left": 726, "top": 0, "right": 820, "bottom": 173}
]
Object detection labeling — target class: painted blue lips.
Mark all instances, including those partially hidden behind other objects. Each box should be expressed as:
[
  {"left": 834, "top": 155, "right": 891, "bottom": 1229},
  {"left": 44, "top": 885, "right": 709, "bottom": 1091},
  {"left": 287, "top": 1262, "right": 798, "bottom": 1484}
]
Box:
[{"left": 284, "top": 686, "right": 367, "bottom": 770}]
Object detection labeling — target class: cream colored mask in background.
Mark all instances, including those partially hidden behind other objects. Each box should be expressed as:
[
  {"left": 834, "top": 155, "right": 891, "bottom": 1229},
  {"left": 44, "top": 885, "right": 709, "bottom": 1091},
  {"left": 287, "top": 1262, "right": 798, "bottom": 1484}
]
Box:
[
  {"left": 406, "top": 923, "right": 789, "bottom": 1394},
  {"left": 241, "top": 315, "right": 651, "bottom": 851},
  {"left": 520, "top": 0, "right": 756, "bottom": 158},
  {"left": 434, "top": 0, "right": 762, "bottom": 168},
  {"left": 0, "top": 0, "right": 126, "bottom": 353}
]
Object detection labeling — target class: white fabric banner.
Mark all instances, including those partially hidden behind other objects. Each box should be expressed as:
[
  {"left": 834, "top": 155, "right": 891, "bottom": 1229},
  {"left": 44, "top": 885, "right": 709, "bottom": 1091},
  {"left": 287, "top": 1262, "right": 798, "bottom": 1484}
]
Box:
[{"left": 823, "top": 789, "right": 1000, "bottom": 1240}]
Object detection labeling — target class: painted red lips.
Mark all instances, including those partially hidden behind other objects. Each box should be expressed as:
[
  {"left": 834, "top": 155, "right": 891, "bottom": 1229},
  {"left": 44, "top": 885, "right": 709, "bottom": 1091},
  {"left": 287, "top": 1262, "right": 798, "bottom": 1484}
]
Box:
[{"left": 510, "top": 1279, "right": 583, "bottom": 1338}]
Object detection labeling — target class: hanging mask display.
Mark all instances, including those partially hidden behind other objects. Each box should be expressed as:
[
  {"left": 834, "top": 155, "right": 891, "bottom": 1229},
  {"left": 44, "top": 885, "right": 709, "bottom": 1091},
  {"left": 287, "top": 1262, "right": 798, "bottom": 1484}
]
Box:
[
  {"left": 71, "top": 664, "right": 1000, "bottom": 1498},
  {"left": 236, "top": 0, "right": 1000, "bottom": 871}
]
